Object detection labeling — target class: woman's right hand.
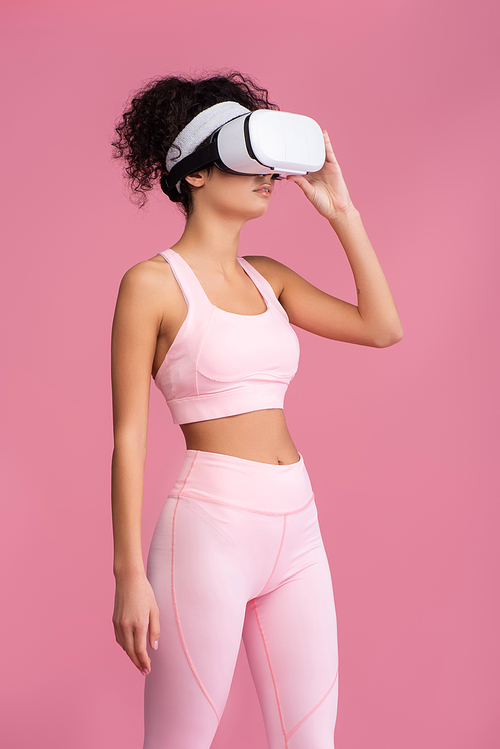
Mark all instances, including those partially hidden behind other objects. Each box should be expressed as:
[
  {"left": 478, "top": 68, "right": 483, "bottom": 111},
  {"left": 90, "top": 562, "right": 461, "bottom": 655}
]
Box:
[{"left": 112, "top": 571, "right": 160, "bottom": 675}]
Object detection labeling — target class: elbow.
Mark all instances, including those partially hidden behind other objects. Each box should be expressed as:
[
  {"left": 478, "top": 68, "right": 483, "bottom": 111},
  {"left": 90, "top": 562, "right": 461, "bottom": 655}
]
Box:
[{"left": 371, "top": 324, "right": 404, "bottom": 348}]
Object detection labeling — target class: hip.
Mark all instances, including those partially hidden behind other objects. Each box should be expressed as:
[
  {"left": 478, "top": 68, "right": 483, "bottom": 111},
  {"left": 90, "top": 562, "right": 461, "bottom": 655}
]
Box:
[{"left": 169, "top": 448, "right": 313, "bottom": 515}]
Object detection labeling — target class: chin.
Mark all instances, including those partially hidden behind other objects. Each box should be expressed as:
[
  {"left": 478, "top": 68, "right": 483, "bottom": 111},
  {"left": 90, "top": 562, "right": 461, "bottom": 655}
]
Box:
[
  {"left": 223, "top": 201, "right": 270, "bottom": 222},
  {"left": 246, "top": 206, "right": 270, "bottom": 222}
]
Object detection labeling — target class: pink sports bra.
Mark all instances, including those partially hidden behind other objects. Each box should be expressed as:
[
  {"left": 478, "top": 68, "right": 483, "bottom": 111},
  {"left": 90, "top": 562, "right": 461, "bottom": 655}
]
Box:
[{"left": 153, "top": 248, "right": 300, "bottom": 425}]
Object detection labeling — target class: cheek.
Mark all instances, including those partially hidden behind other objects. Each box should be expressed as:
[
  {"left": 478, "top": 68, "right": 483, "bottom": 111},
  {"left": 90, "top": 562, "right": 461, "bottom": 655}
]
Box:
[
  {"left": 207, "top": 176, "right": 264, "bottom": 213},
  {"left": 219, "top": 182, "right": 251, "bottom": 207}
]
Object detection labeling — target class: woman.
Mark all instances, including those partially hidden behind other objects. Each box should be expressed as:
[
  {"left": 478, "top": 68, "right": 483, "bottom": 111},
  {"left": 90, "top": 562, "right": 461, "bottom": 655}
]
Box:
[{"left": 111, "top": 70, "right": 403, "bottom": 749}]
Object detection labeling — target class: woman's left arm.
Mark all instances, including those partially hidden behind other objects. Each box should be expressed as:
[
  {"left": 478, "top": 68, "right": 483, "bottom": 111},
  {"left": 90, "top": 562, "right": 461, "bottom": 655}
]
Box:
[{"left": 263, "top": 130, "right": 403, "bottom": 348}]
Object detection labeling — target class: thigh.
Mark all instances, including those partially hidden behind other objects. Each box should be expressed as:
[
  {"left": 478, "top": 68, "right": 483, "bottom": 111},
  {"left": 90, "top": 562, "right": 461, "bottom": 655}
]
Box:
[
  {"left": 242, "top": 501, "right": 339, "bottom": 749},
  {"left": 144, "top": 496, "right": 251, "bottom": 749}
]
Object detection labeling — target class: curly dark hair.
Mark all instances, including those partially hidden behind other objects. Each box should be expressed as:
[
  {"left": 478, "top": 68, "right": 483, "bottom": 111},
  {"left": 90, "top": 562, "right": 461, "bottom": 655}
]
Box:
[{"left": 111, "top": 69, "right": 279, "bottom": 218}]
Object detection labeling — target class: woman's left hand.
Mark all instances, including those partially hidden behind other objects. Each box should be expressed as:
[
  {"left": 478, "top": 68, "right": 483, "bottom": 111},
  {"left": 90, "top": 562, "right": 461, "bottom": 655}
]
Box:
[{"left": 286, "top": 130, "right": 356, "bottom": 222}]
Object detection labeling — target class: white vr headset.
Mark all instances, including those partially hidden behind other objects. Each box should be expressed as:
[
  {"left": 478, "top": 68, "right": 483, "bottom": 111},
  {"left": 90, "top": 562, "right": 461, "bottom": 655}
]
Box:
[{"left": 161, "top": 104, "right": 325, "bottom": 202}]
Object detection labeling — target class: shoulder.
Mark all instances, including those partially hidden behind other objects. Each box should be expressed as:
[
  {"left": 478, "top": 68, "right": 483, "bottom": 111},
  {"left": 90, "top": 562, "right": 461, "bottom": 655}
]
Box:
[
  {"left": 114, "top": 254, "right": 187, "bottom": 330},
  {"left": 117, "top": 254, "right": 180, "bottom": 303},
  {"left": 242, "top": 254, "right": 295, "bottom": 300},
  {"left": 119, "top": 254, "right": 172, "bottom": 290}
]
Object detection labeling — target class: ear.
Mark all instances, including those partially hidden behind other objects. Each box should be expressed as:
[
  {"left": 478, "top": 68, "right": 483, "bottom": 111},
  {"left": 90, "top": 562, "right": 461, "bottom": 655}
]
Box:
[{"left": 184, "top": 169, "right": 209, "bottom": 188}]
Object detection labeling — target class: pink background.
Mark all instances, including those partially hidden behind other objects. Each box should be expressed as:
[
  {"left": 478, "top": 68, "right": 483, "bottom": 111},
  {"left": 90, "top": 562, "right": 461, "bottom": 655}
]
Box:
[{"left": 1, "top": 0, "right": 498, "bottom": 747}]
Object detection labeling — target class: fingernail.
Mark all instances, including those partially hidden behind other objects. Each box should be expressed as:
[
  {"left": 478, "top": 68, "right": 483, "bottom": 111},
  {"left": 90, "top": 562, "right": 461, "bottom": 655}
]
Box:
[
  {"left": 153, "top": 640, "right": 159, "bottom": 650},
  {"left": 141, "top": 668, "right": 149, "bottom": 676}
]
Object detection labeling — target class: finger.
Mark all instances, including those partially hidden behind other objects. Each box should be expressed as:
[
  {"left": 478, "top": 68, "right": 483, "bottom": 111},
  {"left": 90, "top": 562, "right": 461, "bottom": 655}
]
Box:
[
  {"left": 286, "top": 175, "right": 316, "bottom": 201},
  {"left": 113, "top": 618, "right": 130, "bottom": 651},
  {"left": 120, "top": 625, "right": 144, "bottom": 672},
  {"left": 134, "top": 626, "right": 152, "bottom": 675},
  {"left": 322, "top": 130, "right": 340, "bottom": 165},
  {"left": 149, "top": 606, "right": 161, "bottom": 652}
]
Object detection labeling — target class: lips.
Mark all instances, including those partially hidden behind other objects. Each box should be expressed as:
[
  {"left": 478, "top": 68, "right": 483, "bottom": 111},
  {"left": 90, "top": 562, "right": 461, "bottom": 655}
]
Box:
[{"left": 254, "top": 184, "right": 272, "bottom": 195}]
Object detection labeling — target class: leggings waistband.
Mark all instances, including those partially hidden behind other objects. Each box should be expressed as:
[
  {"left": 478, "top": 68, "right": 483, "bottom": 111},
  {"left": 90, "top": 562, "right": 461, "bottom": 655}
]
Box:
[{"left": 169, "top": 449, "right": 314, "bottom": 515}]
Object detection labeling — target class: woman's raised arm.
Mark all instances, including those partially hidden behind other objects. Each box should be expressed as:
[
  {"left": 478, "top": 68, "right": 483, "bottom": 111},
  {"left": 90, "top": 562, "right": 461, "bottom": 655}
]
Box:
[{"left": 246, "top": 130, "right": 403, "bottom": 347}]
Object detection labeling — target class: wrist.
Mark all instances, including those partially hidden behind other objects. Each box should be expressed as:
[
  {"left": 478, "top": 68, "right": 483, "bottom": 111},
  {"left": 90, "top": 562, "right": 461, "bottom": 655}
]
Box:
[
  {"left": 327, "top": 204, "right": 360, "bottom": 228},
  {"left": 113, "top": 559, "right": 146, "bottom": 581}
]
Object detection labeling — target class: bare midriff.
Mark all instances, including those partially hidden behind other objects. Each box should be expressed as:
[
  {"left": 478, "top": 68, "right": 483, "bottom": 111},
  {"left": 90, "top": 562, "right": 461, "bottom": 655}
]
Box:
[{"left": 180, "top": 408, "right": 301, "bottom": 465}]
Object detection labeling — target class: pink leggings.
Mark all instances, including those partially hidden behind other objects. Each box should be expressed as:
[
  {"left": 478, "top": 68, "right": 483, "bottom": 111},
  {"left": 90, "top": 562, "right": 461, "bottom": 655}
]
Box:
[{"left": 144, "top": 450, "right": 339, "bottom": 748}]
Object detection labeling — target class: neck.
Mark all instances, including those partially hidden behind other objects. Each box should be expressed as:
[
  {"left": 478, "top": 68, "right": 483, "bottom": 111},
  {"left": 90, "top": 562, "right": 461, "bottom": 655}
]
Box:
[{"left": 171, "top": 209, "right": 244, "bottom": 271}]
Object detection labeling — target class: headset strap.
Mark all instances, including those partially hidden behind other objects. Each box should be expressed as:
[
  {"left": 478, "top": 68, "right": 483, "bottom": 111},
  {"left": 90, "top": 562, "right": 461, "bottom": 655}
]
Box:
[
  {"left": 161, "top": 141, "right": 219, "bottom": 197},
  {"left": 160, "top": 112, "right": 273, "bottom": 201}
]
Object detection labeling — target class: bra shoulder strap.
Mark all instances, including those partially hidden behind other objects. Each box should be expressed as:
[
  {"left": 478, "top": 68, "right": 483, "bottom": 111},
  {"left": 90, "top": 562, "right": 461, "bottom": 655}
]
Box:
[
  {"left": 238, "top": 256, "right": 290, "bottom": 320},
  {"left": 159, "top": 249, "right": 212, "bottom": 314}
]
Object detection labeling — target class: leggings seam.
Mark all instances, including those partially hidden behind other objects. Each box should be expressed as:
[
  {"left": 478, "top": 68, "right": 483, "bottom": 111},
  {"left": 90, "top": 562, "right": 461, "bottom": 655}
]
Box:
[
  {"left": 171, "top": 454, "right": 220, "bottom": 725},
  {"left": 251, "top": 599, "right": 289, "bottom": 748},
  {"left": 286, "top": 671, "right": 339, "bottom": 741},
  {"left": 255, "top": 515, "right": 287, "bottom": 598},
  {"left": 173, "top": 491, "right": 315, "bottom": 516}
]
